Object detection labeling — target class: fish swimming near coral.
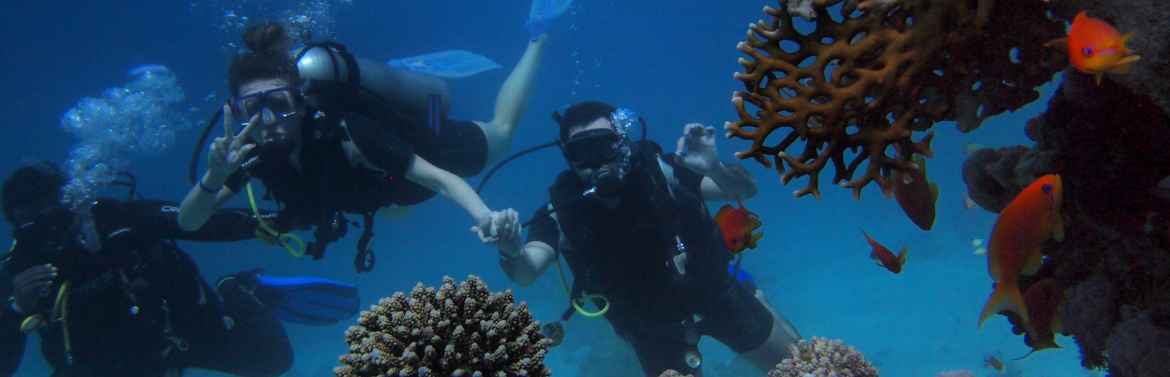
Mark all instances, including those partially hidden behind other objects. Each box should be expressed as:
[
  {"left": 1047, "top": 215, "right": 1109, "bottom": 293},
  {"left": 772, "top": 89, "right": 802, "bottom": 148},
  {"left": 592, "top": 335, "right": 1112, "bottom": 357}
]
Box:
[
  {"left": 984, "top": 355, "right": 1004, "bottom": 372},
  {"left": 714, "top": 199, "right": 763, "bottom": 254},
  {"left": 893, "top": 155, "right": 939, "bottom": 230},
  {"left": 978, "top": 174, "right": 1064, "bottom": 328},
  {"left": 1017, "top": 278, "right": 1066, "bottom": 357},
  {"left": 862, "top": 230, "right": 908, "bottom": 274},
  {"left": 1046, "top": 11, "right": 1141, "bottom": 85}
]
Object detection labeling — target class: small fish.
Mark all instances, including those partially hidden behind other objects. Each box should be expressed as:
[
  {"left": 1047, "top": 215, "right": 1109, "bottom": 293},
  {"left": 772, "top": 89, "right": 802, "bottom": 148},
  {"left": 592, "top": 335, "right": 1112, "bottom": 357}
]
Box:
[
  {"left": 1020, "top": 279, "right": 1065, "bottom": 355},
  {"left": 978, "top": 175, "right": 1065, "bottom": 328},
  {"left": 1046, "top": 11, "right": 1141, "bottom": 85},
  {"left": 972, "top": 238, "right": 987, "bottom": 256},
  {"left": 893, "top": 155, "right": 939, "bottom": 231},
  {"left": 984, "top": 355, "right": 1005, "bottom": 372},
  {"left": 714, "top": 199, "right": 763, "bottom": 254},
  {"left": 862, "top": 230, "right": 908, "bottom": 274}
]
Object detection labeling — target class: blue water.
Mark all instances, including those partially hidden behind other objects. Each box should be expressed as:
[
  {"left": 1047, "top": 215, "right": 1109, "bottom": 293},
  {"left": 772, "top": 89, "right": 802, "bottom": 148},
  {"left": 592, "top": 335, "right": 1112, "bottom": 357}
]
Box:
[{"left": 0, "top": 1, "right": 1104, "bottom": 376}]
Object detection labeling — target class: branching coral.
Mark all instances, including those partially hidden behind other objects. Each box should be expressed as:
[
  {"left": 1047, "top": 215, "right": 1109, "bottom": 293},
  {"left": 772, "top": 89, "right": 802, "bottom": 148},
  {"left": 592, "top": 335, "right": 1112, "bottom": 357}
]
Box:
[
  {"left": 335, "top": 275, "right": 552, "bottom": 377},
  {"left": 727, "top": 0, "right": 1064, "bottom": 198},
  {"left": 768, "top": 337, "right": 878, "bottom": 377}
]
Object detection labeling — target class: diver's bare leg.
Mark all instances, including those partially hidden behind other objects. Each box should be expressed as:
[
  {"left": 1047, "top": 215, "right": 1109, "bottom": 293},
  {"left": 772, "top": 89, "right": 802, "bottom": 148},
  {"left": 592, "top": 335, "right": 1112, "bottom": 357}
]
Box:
[
  {"left": 476, "top": 35, "right": 548, "bottom": 164},
  {"left": 741, "top": 289, "right": 802, "bottom": 371}
]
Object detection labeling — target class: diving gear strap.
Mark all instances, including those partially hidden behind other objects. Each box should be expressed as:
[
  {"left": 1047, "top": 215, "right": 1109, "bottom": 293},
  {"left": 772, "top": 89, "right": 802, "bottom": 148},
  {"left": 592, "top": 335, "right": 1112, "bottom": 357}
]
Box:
[{"left": 245, "top": 183, "right": 306, "bottom": 258}]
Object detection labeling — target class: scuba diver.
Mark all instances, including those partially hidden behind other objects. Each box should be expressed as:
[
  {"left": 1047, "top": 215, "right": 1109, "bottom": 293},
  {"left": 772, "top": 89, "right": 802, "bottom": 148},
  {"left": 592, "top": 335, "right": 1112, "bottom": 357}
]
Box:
[
  {"left": 491, "top": 101, "right": 803, "bottom": 376},
  {"left": 178, "top": 17, "right": 550, "bottom": 271},
  {"left": 0, "top": 162, "right": 360, "bottom": 377}
]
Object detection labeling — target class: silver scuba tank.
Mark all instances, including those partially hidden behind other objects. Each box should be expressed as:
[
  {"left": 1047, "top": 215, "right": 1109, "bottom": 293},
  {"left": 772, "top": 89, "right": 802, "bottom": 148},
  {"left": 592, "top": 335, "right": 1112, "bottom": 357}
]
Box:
[{"left": 293, "top": 44, "right": 451, "bottom": 117}]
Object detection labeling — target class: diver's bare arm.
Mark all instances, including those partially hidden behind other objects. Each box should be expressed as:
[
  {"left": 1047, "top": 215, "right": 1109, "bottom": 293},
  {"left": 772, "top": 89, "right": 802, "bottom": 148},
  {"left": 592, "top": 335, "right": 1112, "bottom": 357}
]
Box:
[
  {"left": 403, "top": 155, "right": 493, "bottom": 225},
  {"left": 177, "top": 172, "right": 239, "bottom": 232},
  {"left": 500, "top": 241, "right": 556, "bottom": 287},
  {"left": 700, "top": 164, "right": 758, "bottom": 201}
]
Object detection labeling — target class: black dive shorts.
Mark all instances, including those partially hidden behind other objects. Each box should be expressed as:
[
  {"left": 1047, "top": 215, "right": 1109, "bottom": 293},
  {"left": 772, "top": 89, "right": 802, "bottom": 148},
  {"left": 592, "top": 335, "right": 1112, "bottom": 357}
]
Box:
[
  {"left": 392, "top": 119, "right": 488, "bottom": 205},
  {"left": 617, "top": 279, "right": 776, "bottom": 376}
]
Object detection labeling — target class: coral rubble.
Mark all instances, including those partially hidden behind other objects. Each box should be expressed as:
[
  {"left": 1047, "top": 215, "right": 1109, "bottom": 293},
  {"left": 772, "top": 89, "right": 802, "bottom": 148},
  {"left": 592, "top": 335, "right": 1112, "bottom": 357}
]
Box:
[
  {"left": 727, "top": 0, "right": 1064, "bottom": 198},
  {"left": 968, "top": 69, "right": 1170, "bottom": 376},
  {"left": 768, "top": 337, "right": 878, "bottom": 377},
  {"left": 335, "top": 275, "right": 552, "bottom": 377}
]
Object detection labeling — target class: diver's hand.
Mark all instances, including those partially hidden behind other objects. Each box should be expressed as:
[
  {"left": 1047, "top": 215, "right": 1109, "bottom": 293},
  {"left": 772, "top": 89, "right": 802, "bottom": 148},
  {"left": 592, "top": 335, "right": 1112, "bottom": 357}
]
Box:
[
  {"left": 206, "top": 104, "right": 261, "bottom": 185},
  {"left": 12, "top": 264, "right": 57, "bottom": 314},
  {"left": 676, "top": 123, "right": 721, "bottom": 175},
  {"left": 494, "top": 209, "right": 524, "bottom": 257},
  {"left": 472, "top": 209, "right": 520, "bottom": 243}
]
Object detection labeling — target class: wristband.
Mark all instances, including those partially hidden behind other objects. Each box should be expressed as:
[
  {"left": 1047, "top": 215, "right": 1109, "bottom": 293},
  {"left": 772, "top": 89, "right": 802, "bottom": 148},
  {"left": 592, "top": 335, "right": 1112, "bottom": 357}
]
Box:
[{"left": 198, "top": 179, "right": 222, "bottom": 194}]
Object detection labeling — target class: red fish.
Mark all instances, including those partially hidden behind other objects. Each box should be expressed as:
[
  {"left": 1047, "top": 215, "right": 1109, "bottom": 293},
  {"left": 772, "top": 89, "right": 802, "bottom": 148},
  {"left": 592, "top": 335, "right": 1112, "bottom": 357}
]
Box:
[
  {"left": 714, "top": 200, "right": 762, "bottom": 254},
  {"left": 893, "top": 155, "right": 939, "bottom": 231},
  {"left": 1021, "top": 279, "right": 1066, "bottom": 354},
  {"left": 862, "top": 230, "right": 908, "bottom": 274},
  {"left": 978, "top": 175, "right": 1064, "bottom": 328},
  {"left": 1047, "top": 11, "right": 1141, "bottom": 85}
]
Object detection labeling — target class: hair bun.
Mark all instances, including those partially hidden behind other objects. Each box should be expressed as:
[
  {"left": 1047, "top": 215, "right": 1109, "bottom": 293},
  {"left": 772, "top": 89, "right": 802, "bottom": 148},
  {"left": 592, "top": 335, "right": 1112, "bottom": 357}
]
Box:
[{"left": 243, "top": 22, "right": 291, "bottom": 54}]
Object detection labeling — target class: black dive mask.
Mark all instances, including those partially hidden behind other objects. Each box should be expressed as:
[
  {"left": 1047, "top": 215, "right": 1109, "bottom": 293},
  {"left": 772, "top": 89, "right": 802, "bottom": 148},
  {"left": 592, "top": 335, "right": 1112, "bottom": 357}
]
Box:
[{"left": 563, "top": 129, "right": 623, "bottom": 169}]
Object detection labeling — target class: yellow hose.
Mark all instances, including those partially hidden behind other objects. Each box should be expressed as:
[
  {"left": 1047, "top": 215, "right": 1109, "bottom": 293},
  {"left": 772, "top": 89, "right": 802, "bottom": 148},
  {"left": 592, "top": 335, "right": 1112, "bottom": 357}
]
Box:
[
  {"left": 245, "top": 183, "right": 306, "bottom": 258},
  {"left": 19, "top": 282, "right": 72, "bottom": 362},
  {"left": 552, "top": 251, "right": 609, "bottom": 318}
]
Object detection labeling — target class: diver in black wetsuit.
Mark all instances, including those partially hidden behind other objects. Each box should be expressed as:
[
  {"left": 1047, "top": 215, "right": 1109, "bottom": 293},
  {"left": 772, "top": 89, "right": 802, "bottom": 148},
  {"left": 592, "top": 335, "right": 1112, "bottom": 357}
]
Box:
[
  {"left": 177, "top": 22, "right": 545, "bottom": 270},
  {"left": 493, "top": 101, "right": 804, "bottom": 376},
  {"left": 0, "top": 162, "right": 297, "bottom": 377}
]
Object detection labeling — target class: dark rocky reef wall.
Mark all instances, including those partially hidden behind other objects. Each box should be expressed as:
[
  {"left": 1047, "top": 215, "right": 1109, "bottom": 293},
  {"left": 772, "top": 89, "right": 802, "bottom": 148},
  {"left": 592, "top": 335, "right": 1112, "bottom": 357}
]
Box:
[{"left": 964, "top": 70, "right": 1170, "bottom": 376}]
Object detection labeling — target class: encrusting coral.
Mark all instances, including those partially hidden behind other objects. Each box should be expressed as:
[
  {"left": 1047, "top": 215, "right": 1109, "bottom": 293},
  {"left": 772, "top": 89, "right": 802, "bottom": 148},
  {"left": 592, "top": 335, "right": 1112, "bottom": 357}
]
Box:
[
  {"left": 727, "top": 0, "right": 1064, "bottom": 198},
  {"left": 768, "top": 337, "right": 878, "bottom": 377},
  {"left": 334, "top": 275, "right": 553, "bottom": 377}
]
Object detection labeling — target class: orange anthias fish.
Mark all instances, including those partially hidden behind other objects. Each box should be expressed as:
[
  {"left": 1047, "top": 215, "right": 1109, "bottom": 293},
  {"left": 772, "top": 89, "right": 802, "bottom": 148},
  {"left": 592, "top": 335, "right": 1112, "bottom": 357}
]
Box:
[
  {"left": 1047, "top": 11, "right": 1141, "bottom": 85},
  {"left": 978, "top": 174, "right": 1065, "bottom": 328},
  {"left": 1019, "top": 278, "right": 1066, "bottom": 356},
  {"left": 893, "top": 155, "right": 939, "bottom": 231},
  {"left": 715, "top": 200, "right": 762, "bottom": 254},
  {"left": 862, "top": 231, "right": 908, "bottom": 274}
]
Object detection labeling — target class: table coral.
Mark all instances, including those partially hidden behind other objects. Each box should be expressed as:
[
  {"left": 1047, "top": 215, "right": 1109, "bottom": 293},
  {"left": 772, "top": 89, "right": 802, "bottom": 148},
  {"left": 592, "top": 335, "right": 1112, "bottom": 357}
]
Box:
[
  {"left": 727, "top": 0, "right": 1064, "bottom": 198},
  {"left": 334, "top": 275, "right": 552, "bottom": 377}
]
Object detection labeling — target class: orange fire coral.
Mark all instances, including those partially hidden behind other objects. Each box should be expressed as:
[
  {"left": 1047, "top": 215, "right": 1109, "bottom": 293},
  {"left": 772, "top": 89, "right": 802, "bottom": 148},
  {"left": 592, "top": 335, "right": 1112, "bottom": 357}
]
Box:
[{"left": 726, "top": 0, "right": 1064, "bottom": 198}]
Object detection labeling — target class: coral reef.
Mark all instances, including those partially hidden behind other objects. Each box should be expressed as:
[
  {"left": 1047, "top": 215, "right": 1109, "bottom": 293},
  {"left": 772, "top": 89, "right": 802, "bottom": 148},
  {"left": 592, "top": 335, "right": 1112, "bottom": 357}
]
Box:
[
  {"left": 966, "top": 68, "right": 1170, "bottom": 376},
  {"left": 727, "top": 0, "right": 1064, "bottom": 198},
  {"left": 1048, "top": 0, "right": 1170, "bottom": 116},
  {"left": 768, "top": 337, "right": 878, "bottom": 377},
  {"left": 335, "top": 276, "right": 552, "bottom": 377},
  {"left": 961, "top": 146, "right": 1059, "bottom": 213}
]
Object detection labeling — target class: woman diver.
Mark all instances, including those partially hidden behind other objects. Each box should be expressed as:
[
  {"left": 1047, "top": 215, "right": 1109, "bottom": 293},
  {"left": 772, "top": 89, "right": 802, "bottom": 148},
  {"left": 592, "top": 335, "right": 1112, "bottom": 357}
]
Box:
[{"left": 177, "top": 20, "right": 540, "bottom": 271}]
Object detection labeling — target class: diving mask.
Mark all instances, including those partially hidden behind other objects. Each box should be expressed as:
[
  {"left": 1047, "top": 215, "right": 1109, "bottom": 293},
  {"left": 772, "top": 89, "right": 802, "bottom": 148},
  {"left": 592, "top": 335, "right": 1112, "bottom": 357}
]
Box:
[
  {"left": 563, "top": 128, "right": 623, "bottom": 169},
  {"left": 232, "top": 86, "right": 301, "bottom": 123}
]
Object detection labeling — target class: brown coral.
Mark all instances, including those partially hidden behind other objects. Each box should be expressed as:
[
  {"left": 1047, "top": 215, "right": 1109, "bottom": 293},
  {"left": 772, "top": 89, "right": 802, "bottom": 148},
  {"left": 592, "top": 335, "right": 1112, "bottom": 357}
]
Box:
[
  {"left": 727, "top": 0, "right": 1064, "bottom": 198},
  {"left": 768, "top": 337, "right": 879, "bottom": 377},
  {"left": 334, "top": 275, "right": 552, "bottom": 377}
]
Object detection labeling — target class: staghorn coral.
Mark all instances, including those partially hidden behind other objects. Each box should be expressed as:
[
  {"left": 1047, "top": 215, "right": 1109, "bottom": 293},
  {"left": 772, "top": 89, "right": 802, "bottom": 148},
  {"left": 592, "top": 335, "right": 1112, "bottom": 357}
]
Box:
[
  {"left": 334, "top": 275, "right": 552, "bottom": 377},
  {"left": 768, "top": 337, "right": 878, "bottom": 377},
  {"left": 727, "top": 0, "right": 1064, "bottom": 198}
]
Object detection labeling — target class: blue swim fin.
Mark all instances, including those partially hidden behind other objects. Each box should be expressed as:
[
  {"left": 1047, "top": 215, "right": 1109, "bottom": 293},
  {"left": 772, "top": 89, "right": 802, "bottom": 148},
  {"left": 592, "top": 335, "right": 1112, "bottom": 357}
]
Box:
[
  {"left": 387, "top": 50, "right": 502, "bottom": 79},
  {"left": 255, "top": 275, "right": 360, "bottom": 326},
  {"left": 527, "top": 0, "right": 574, "bottom": 38}
]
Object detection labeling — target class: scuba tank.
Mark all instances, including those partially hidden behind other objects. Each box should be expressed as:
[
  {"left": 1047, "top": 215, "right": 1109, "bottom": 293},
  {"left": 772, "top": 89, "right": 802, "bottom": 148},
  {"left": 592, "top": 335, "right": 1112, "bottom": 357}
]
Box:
[{"left": 293, "top": 43, "right": 451, "bottom": 119}]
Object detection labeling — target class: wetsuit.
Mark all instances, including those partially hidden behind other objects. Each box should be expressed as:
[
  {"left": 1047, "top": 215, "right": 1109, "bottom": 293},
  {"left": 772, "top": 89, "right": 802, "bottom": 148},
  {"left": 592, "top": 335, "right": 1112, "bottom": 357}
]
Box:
[
  {"left": 0, "top": 199, "right": 292, "bottom": 377},
  {"left": 223, "top": 110, "right": 488, "bottom": 262},
  {"left": 524, "top": 141, "right": 775, "bottom": 376}
]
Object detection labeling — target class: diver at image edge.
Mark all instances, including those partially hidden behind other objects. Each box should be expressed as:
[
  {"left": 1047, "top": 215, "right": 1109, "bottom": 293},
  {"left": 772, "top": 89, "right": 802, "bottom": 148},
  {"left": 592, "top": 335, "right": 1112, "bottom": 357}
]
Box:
[
  {"left": 492, "top": 101, "right": 804, "bottom": 376},
  {"left": 179, "top": 20, "right": 548, "bottom": 271},
  {"left": 0, "top": 162, "right": 360, "bottom": 377}
]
